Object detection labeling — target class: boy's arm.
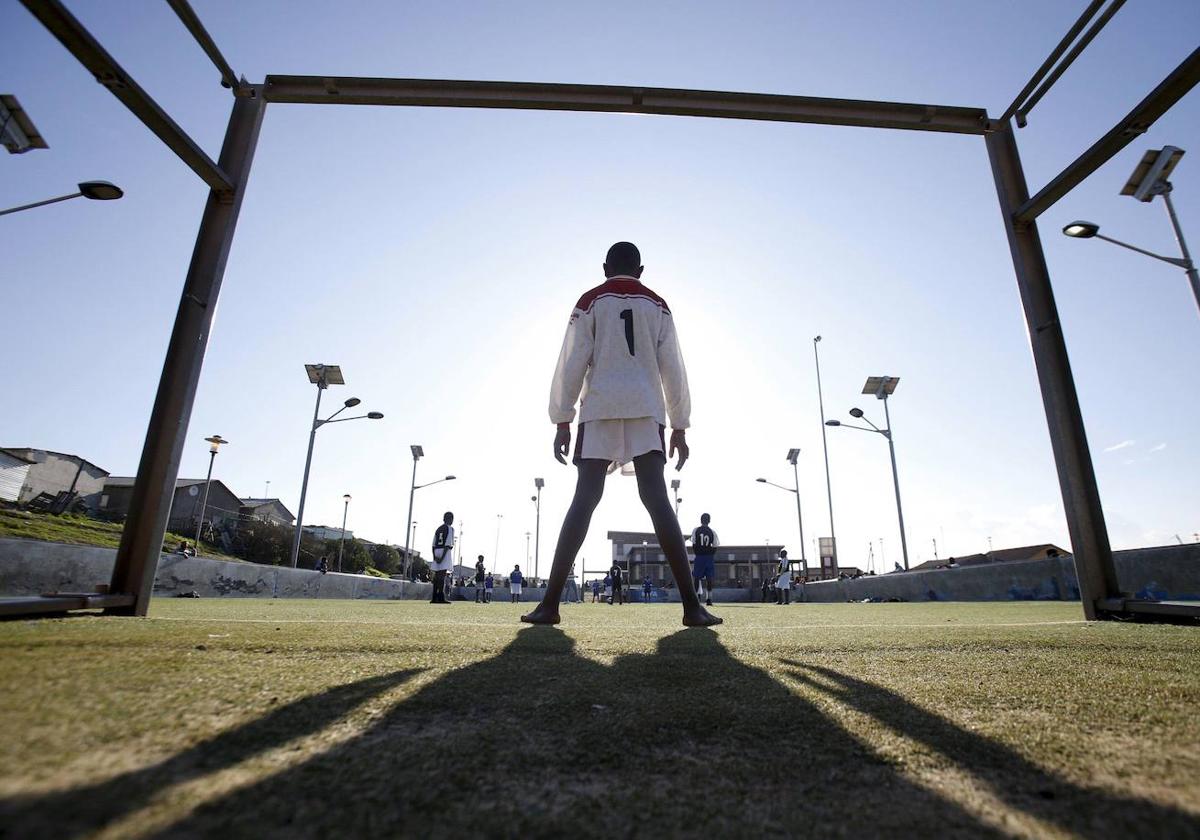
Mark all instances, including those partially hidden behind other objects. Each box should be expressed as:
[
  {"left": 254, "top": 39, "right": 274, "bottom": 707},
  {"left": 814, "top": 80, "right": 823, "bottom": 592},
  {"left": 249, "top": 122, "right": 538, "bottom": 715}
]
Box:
[
  {"left": 657, "top": 314, "right": 691, "bottom": 470},
  {"left": 549, "top": 307, "right": 594, "bottom": 423}
]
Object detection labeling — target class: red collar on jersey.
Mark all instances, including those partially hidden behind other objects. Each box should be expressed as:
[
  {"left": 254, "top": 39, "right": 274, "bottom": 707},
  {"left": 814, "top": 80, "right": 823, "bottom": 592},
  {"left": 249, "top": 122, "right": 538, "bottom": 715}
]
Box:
[{"left": 574, "top": 277, "right": 670, "bottom": 314}]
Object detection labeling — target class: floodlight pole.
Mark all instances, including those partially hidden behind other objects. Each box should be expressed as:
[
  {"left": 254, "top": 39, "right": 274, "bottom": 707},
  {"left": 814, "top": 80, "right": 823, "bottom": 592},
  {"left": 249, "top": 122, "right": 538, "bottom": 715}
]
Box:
[
  {"left": 987, "top": 123, "right": 1119, "bottom": 620},
  {"left": 288, "top": 384, "right": 324, "bottom": 568},
  {"left": 403, "top": 447, "right": 421, "bottom": 578},
  {"left": 813, "top": 336, "right": 837, "bottom": 564},
  {"left": 880, "top": 396, "right": 909, "bottom": 571},
  {"left": 1160, "top": 189, "right": 1200, "bottom": 317},
  {"left": 106, "top": 89, "right": 265, "bottom": 616}
]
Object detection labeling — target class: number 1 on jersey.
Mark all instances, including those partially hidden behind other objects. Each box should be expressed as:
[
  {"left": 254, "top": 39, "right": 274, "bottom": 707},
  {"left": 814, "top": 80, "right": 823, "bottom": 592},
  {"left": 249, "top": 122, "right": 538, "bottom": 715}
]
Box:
[{"left": 619, "top": 309, "right": 635, "bottom": 356}]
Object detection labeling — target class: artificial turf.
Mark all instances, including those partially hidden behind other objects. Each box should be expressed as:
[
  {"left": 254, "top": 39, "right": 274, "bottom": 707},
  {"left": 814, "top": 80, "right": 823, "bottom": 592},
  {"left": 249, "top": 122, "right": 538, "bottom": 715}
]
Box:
[{"left": 0, "top": 599, "right": 1197, "bottom": 839}]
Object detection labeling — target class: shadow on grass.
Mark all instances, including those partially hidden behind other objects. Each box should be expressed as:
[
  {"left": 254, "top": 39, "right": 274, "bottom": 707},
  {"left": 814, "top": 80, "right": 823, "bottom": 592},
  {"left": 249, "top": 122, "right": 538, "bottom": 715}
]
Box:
[
  {"left": 782, "top": 661, "right": 1200, "bottom": 838},
  {"left": 0, "top": 668, "right": 420, "bottom": 839},
  {"left": 5, "top": 629, "right": 1195, "bottom": 838}
]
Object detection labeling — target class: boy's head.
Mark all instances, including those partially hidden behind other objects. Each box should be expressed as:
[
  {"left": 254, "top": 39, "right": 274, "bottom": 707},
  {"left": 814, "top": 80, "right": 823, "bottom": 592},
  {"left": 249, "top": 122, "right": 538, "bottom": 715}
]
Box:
[
  {"left": 443, "top": 511, "right": 454, "bottom": 525},
  {"left": 514, "top": 564, "right": 520, "bottom": 571},
  {"left": 477, "top": 554, "right": 484, "bottom": 562},
  {"left": 700, "top": 513, "right": 711, "bottom": 525},
  {"left": 604, "top": 241, "right": 643, "bottom": 279},
  {"left": 780, "top": 549, "right": 788, "bottom": 558}
]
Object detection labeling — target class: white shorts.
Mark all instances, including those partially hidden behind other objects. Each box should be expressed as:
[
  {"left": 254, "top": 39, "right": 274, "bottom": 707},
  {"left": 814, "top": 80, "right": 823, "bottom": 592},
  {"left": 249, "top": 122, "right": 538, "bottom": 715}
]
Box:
[
  {"left": 574, "top": 418, "right": 665, "bottom": 468},
  {"left": 777, "top": 572, "right": 792, "bottom": 589},
  {"left": 431, "top": 552, "right": 453, "bottom": 572},
  {"left": 511, "top": 583, "right": 522, "bottom": 595}
]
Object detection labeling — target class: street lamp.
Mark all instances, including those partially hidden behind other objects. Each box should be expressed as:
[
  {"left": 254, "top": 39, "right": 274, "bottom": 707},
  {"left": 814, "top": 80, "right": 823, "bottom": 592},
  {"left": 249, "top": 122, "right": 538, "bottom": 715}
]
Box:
[
  {"left": 194, "top": 434, "right": 228, "bottom": 549},
  {"left": 337, "top": 494, "right": 351, "bottom": 572},
  {"left": 670, "top": 478, "right": 681, "bottom": 517},
  {"left": 289, "top": 364, "right": 384, "bottom": 568},
  {"left": 533, "top": 477, "right": 544, "bottom": 580},
  {"left": 754, "top": 447, "right": 808, "bottom": 576},
  {"left": 402, "top": 442, "right": 456, "bottom": 578},
  {"left": 1062, "top": 146, "right": 1199, "bottom": 318},
  {"left": 0, "top": 180, "right": 124, "bottom": 217},
  {"left": 825, "top": 375, "right": 910, "bottom": 570},
  {"left": 813, "top": 336, "right": 837, "bottom": 566}
]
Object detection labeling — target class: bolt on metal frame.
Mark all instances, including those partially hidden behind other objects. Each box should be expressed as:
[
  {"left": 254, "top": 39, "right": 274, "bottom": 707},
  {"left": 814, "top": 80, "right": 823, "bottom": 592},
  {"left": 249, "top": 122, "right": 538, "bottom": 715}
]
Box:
[{"left": 8, "top": 0, "right": 1199, "bottom": 621}]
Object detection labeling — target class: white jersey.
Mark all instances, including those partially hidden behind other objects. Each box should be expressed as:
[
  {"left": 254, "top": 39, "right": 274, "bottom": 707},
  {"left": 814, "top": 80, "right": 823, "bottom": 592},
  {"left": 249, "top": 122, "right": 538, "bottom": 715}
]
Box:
[
  {"left": 431, "top": 524, "right": 455, "bottom": 571},
  {"left": 549, "top": 275, "right": 691, "bottom": 429}
]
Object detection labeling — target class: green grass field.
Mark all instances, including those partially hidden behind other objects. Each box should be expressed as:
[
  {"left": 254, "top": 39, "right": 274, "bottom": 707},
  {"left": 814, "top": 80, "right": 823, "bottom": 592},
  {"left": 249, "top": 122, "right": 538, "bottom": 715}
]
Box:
[{"left": 0, "top": 600, "right": 1197, "bottom": 838}]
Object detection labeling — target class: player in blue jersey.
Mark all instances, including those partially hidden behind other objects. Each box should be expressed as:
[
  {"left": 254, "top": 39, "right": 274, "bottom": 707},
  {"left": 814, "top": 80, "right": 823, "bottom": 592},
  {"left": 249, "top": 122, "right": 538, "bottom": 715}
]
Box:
[{"left": 689, "top": 513, "right": 720, "bottom": 607}]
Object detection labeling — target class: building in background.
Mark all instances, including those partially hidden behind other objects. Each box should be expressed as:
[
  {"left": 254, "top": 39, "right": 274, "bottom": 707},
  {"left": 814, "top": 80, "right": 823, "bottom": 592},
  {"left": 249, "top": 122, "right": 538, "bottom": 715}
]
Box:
[
  {"left": 2, "top": 448, "right": 109, "bottom": 510},
  {"left": 301, "top": 525, "right": 352, "bottom": 541},
  {"left": 239, "top": 498, "right": 295, "bottom": 526},
  {"left": 910, "top": 544, "right": 1069, "bottom": 572},
  {"left": 101, "top": 477, "right": 243, "bottom": 537},
  {"left": 0, "top": 449, "right": 34, "bottom": 503},
  {"left": 608, "top": 530, "right": 794, "bottom": 586}
]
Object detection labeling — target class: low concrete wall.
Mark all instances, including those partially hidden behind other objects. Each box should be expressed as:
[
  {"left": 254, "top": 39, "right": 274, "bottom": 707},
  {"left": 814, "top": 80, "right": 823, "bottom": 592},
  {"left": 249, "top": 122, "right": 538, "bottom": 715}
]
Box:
[
  {"left": 801, "top": 544, "right": 1200, "bottom": 603},
  {"left": 0, "top": 538, "right": 432, "bottom": 600}
]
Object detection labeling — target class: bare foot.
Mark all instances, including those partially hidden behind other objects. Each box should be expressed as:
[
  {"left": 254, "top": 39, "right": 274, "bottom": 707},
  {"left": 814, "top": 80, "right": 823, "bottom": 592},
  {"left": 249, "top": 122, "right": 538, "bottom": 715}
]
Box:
[
  {"left": 520, "top": 605, "right": 561, "bottom": 625},
  {"left": 682, "top": 607, "right": 723, "bottom": 627}
]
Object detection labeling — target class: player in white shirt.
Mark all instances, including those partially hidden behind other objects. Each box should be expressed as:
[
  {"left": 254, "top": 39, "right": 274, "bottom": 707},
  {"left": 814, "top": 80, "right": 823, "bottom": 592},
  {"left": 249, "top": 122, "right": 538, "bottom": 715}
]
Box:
[
  {"left": 429, "top": 512, "right": 455, "bottom": 605},
  {"left": 522, "top": 242, "right": 721, "bottom": 627},
  {"left": 775, "top": 549, "right": 793, "bottom": 605}
]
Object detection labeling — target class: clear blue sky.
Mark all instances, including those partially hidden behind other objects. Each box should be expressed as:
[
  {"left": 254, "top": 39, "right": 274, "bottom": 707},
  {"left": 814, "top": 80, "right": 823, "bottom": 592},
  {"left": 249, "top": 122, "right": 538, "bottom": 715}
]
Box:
[{"left": 4, "top": 1, "right": 1198, "bottom": 576}]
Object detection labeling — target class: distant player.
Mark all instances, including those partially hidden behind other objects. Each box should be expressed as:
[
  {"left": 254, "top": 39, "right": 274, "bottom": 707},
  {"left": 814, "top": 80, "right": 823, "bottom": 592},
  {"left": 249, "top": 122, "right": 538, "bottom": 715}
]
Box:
[
  {"left": 520, "top": 243, "right": 721, "bottom": 628},
  {"left": 484, "top": 572, "right": 494, "bottom": 603},
  {"left": 430, "top": 512, "right": 455, "bottom": 605},
  {"left": 510, "top": 565, "right": 524, "bottom": 603},
  {"left": 775, "top": 549, "right": 792, "bottom": 605},
  {"left": 608, "top": 562, "right": 625, "bottom": 606},
  {"left": 642, "top": 575, "right": 653, "bottom": 603},
  {"left": 689, "top": 513, "right": 720, "bottom": 607},
  {"left": 474, "top": 555, "right": 486, "bottom": 603},
  {"left": 591, "top": 578, "right": 601, "bottom": 603}
]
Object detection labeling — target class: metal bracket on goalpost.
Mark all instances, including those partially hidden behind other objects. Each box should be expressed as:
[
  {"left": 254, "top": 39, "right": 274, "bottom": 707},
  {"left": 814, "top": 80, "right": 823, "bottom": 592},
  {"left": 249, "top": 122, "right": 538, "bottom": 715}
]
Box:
[{"left": 6, "top": 0, "right": 1198, "bottom": 623}]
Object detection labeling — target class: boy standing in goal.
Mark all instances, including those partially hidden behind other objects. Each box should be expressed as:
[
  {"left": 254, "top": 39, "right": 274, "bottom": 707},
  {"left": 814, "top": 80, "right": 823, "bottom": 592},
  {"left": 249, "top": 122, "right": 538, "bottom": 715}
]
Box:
[{"left": 522, "top": 242, "right": 721, "bottom": 627}]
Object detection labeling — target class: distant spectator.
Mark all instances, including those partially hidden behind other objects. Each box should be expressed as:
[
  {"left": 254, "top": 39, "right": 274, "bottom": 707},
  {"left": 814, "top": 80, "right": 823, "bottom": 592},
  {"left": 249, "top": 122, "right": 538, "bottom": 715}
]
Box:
[
  {"left": 591, "top": 578, "right": 601, "bottom": 603},
  {"left": 484, "top": 572, "right": 494, "bottom": 603},
  {"left": 474, "top": 555, "right": 487, "bottom": 603},
  {"left": 317, "top": 555, "right": 329, "bottom": 575},
  {"left": 642, "top": 575, "right": 653, "bottom": 603}
]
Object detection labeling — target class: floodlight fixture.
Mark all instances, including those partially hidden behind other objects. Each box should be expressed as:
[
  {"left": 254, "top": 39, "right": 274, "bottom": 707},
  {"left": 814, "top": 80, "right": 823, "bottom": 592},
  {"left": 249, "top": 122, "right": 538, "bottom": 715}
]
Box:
[
  {"left": 1121, "top": 146, "right": 1185, "bottom": 202},
  {"left": 756, "top": 477, "right": 767, "bottom": 483},
  {"left": 534, "top": 477, "right": 545, "bottom": 489},
  {"left": 304, "top": 364, "right": 344, "bottom": 388},
  {"left": 410, "top": 445, "right": 424, "bottom": 459},
  {"left": 204, "top": 434, "right": 228, "bottom": 453},
  {"left": 786, "top": 448, "right": 801, "bottom": 465},
  {"left": 862, "top": 376, "right": 899, "bottom": 399},
  {"left": 670, "top": 479, "right": 680, "bottom": 490},
  {"left": 0, "top": 95, "right": 48, "bottom": 154},
  {"left": 1063, "top": 221, "right": 1100, "bottom": 238},
  {"left": 849, "top": 408, "right": 864, "bottom": 418},
  {"left": 343, "top": 493, "right": 351, "bottom": 501},
  {"left": 825, "top": 420, "right": 841, "bottom": 427},
  {"left": 343, "top": 397, "right": 362, "bottom": 408},
  {"left": 445, "top": 475, "right": 456, "bottom": 481},
  {"left": 367, "top": 411, "right": 384, "bottom": 419},
  {"left": 79, "top": 180, "right": 123, "bottom": 200}
]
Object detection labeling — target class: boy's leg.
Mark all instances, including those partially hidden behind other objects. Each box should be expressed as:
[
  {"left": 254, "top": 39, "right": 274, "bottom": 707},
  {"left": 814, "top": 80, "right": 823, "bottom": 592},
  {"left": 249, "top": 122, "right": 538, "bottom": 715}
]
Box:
[
  {"left": 632, "top": 453, "right": 722, "bottom": 627},
  {"left": 521, "top": 460, "right": 608, "bottom": 624},
  {"left": 705, "top": 576, "right": 715, "bottom": 606}
]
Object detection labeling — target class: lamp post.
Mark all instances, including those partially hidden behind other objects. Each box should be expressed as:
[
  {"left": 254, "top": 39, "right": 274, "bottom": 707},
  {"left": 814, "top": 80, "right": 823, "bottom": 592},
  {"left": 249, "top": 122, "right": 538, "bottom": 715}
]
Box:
[
  {"left": 402, "top": 450, "right": 456, "bottom": 578},
  {"left": 194, "top": 435, "right": 228, "bottom": 549},
  {"left": 289, "top": 364, "right": 384, "bottom": 568},
  {"left": 813, "top": 336, "right": 837, "bottom": 565},
  {"left": 825, "top": 376, "right": 910, "bottom": 570},
  {"left": 755, "top": 447, "right": 807, "bottom": 576},
  {"left": 533, "top": 477, "right": 544, "bottom": 580},
  {"left": 1063, "top": 146, "right": 1199, "bottom": 318},
  {"left": 0, "top": 180, "right": 123, "bottom": 217},
  {"left": 494, "top": 514, "right": 503, "bottom": 574},
  {"left": 670, "top": 479, "right": 681, "bottom": 517},
  {"left": 337, "top": 494, "right": 351, "bottom": 572}
]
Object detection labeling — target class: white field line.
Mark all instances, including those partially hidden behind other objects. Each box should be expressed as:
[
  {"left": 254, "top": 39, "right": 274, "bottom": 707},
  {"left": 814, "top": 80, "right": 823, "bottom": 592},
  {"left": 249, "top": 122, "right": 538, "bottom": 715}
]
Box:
[{"left": 146, "top": 616, "right": 1087, "bottom": 630}]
